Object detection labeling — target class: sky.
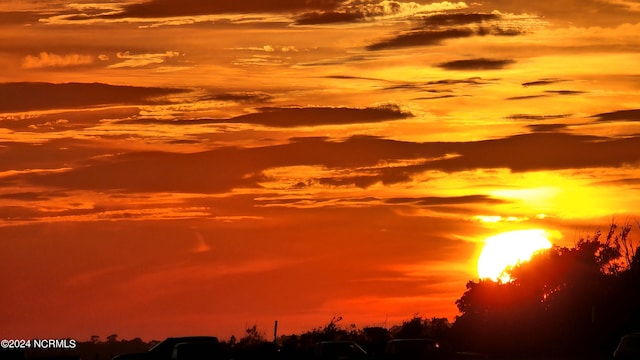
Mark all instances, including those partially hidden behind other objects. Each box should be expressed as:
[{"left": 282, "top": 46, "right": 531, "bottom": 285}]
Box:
[{"left": 1, "top": 0, "right": 640, "bottom": 342}]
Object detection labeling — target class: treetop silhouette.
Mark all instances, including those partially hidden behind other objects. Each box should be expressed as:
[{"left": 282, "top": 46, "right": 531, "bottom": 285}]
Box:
[{"left": 454, "top": 222, "right": 640, "bottom": 357}]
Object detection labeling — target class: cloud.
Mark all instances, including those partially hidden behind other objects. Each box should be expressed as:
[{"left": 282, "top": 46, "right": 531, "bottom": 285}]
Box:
[
  {"left": 506, "top": 94, "right": 548, "bottom": 100},
  {"left": 229, "top": 45, "right": 293, "bottom": 53},
  {"left": 505, "top": 90, "right": 586, "bottom": 100},
  {"left": 507, "top": 114, "right": 570, "bottom": 120},
  {"left": 317, "top": 175, "right": 382, "bottom": 188},
  {"left": 366, "top": 22, "right": 525, "bottom": 50},
  {"left": 385, "top": 195, "right": 507, "bottom": 206},
  {"left": 544, "top": 90, "right": 586, "bottom": 96},
  {"left": 413, "top": 94, "right": 460, "bottom": 100},
  {"left": 0, "top": 11, "right": 43, "bottom": 25},
  {"left": 422, "top": 12, "right": 501, "bottom": 27},
  {"left": 436, "top": 58, "right": 515, "bottom": 70},
  {"left": 207, "top": 92, "right": 273, "bottom": 103},
  {"left": 591, "top": 177, "right": 640, "bottom": 187},
  {"left": 350, "top": 0, "right": 470, "bottom": 19},
  {"left": 593, "top": 109, "right": 640, "bottom": 122},
  {"left": 222, "top": 105, "right": 412, "bottom": 127},
  {"left": 107, "top": 51, "right": 182, "bottom": 69},
  {"left": 109, "top": 0, "right": 346, "bottom": 18},
  {"left": 0, "top": 205, "right": 42, "bottom": 221},
  {"left": 425, "top": 77, "right": 495, "bottom": 86},
  {"left": 366, "top": 28, "right": 475, "bottom": 50},
  {"left": 254, "top": 194, "right": 508, "bottom": 211},
  {"left": 0, "top": 191, "right": 62, "bottom": 201},
  {"left": 232, "top": 54, "right": 291, "bottom": 67},
  {"left": 22, "top": 52, "right": 94, "bottom": 69},
  {"left": 294, "top": 11, "right": 366, "bottom": 25},
  {"left": 293, "top": 2, "right": 470, "bottom": 25},
  {"left": 0, "top": 138, "right": 122, "bottom": 173},
  {"left": 602, "top": 0, "right": 640, "bottom": 12},
  {"left": 525, "top": 124, "right": 570, "bottom": 133},
  {"left": 120, "top": 105, "right": 413, "bottom": 128},
  {"left": 422, "top": 133, "right": 640, "bottom": 172},
  {"left": 0, "top": 107, "right": 141, "bottom": 133},
  {"left": 93, "top": 0, "right": 468, "bottom": 26},
  {"left": 522, "top": 78, "right": 566, "bottom": 87},
  {"left": 0, "top": 82, "right": 188, "bottom": 113}
]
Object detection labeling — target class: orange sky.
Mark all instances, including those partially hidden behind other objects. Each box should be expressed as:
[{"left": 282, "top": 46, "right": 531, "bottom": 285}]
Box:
[{"left": 1, "top": 0, "right": 640, "bottom": 342}]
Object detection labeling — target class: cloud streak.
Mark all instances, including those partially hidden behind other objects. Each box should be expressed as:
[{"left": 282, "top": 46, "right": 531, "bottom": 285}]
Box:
[
  {"left": 594, "top": 109, "right": 640, "bottom": 122},
  {"left": 366, "top": 28, "right": 475, "bottom": 50},
  {"left": 365, "top": 12, "right": 526, "bottom": 51},
  {"left": 293, "top": 2, "right": 471, "bottom": 25},
  {"left": 0, "top": 82, "right": 188, "bottom": 113},
  {"left": 437, "top": 58, "right": 515, "bottom": 70},
  {"left": 22, "top": 52, "right": 94, "bottom": 69},
  {"left": 107, "top": 51, "right": 183, "bottom": 69},
  {"left": 108, "top": 0, "right": 347, "bottom": 18},
  {"left": 119, "top": 105, "right": 413, "bottom": 128}
]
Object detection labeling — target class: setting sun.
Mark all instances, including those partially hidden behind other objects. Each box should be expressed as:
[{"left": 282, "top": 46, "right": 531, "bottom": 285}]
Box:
[{"left": 477, "top": 229, "right": 553, "bottom": 282}]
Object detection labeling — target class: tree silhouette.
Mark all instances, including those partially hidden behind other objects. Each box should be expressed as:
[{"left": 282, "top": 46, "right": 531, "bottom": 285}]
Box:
[
  {"left": 453, "top": 223, "right": 640, "bottom": 357},
  {"left": 239, "top": 325, "right": 266, "bottom": 347},
  {"left": 234, "top": 325, "right": 277, "bottom": 360},
  {"left": 388, "top": 315, "right": 451, "bottom": 340}
]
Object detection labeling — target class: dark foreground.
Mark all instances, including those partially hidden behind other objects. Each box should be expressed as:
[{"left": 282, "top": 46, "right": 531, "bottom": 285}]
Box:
[{"left": 1, "top": 335, "right": 627, "bottom": 360}]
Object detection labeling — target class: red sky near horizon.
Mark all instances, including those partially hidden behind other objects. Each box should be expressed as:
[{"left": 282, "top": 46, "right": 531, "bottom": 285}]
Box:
[{"left": 1, "top": 0, "right": 640, "bottom": 342}]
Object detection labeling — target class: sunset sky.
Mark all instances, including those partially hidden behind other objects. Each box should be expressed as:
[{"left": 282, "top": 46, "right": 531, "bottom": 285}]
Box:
[{"left": 1, "top": 0, "right": 640, "bottom": 342}]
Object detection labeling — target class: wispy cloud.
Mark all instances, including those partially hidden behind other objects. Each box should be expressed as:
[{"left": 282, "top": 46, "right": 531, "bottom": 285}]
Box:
[
  {"left": 107, "top": 50, "right": 183, "bottom": 69},
  {"left": 229, "top": 45, "right": 299, "bottom": 53},
  {"left": 294, "top": 1, "right": 470, "bottom": 25},
  {"left": 505, "top": 89, "right": 588, "bottom": 100},
  {"left": 544, "top": 90, "right": 586, "bottom": 96},
  {"left": 365, "top": 11, "right": 527, "bottom": 51},
  {"left": 0, "top": 107, "right": 141, "bottom": 133},
  {"left": 521, "top": 78, "right": 566, "bottom": 87},
  {"left": 366, "top": 28, "right": 475, "bottom": 50},
  {"left": 0, "top": 82, "right": 188, "bottom": 113},
  {"left": 422, "top": 12, "right": 500, "bottom": 26},
  {"left": 207, "top": 92, "right": 273, "bottom": 103},
  {"left": 593, "top": 109, "right": 640, "bottom": 122},
  {"left": 525, "top": 124, "right": 569, "bottom": 133},
  {"left": 119, "top": 105, "right": 413, "bottom": 128},
  {"left": 600, "top": 0, "right": 640, "bottom": 12},
  {"left": 385, "top": 195, "right": 507, "bottom": 206},
  {"left": 22, "top": 52, "right": 94, "bottom": 69},
  {"left": 295, "top": 11, "right": 365, "bottom": 25},
  {"left": 437, "top": 58, "right": 516, "bottom": 70},
  {"left": 108, "top": 0, "right": 346, "bottom": 18},
  {"left": 507, "top": 114, "right": 570, "bottom": 121}
]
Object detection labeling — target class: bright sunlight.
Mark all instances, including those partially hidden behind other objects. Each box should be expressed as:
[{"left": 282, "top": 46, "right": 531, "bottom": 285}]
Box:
[{"left": 477, "top": 229, "right": 553, "bottom": 282}]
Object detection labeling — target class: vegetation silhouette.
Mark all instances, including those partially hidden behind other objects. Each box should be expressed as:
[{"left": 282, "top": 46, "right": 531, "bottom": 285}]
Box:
[{"left": 454, "top": 222, "right": 640, "bottom": 358}]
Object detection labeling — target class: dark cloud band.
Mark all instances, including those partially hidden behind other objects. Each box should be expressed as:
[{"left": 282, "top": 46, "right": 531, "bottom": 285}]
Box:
[{"left": 0, "top": 82, "right": 187, "bottom": 113}]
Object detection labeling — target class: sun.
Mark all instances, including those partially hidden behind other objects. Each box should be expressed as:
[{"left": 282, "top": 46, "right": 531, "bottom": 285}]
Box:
[{"left": 477, "top": 229, "right": 552, "bottom": 282}]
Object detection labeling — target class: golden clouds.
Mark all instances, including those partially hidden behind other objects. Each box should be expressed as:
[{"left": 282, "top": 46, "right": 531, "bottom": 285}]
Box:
[
  {"left": 22, "top": 52, "right": 95, "bottom": 69},
  {"left": 107, "top": 50, "right": 183, "bottom": 68}
]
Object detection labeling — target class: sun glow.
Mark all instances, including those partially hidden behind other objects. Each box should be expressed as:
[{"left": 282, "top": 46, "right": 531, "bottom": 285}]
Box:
[{"left": 477, "top": 229, "right": 553, "bottom": 282}]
